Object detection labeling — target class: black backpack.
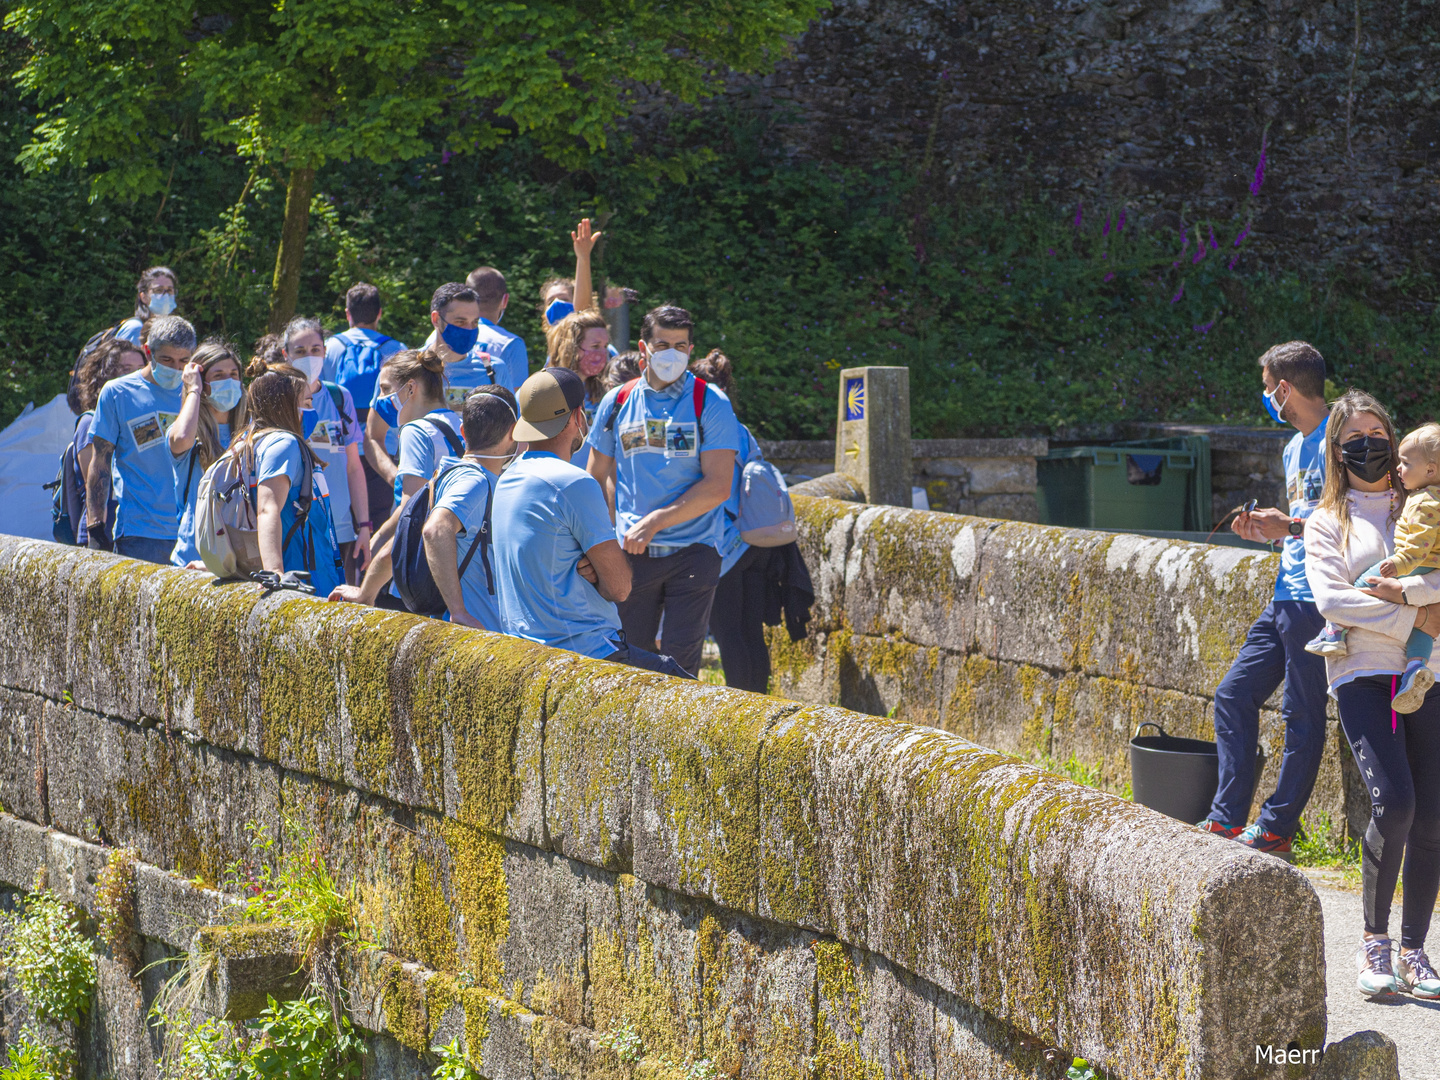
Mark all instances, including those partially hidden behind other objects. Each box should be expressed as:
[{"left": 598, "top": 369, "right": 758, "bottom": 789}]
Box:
[
  {"left": 45, "top": 418, "right": 88, "bottom": 545},
  {"left": 419, "top": 415, "right": 464, "bottom": 456},
  {"left": 66, "top": 326, "right": 121, "bottom": 414},
  {"left": 392, "top": 462, "right": 493, "bottom": 618}
]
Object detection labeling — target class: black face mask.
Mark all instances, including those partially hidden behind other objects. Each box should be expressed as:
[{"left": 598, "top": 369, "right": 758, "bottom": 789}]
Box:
[{"left": 1340, "top": 435, "right": 1393, "bottom": 484}]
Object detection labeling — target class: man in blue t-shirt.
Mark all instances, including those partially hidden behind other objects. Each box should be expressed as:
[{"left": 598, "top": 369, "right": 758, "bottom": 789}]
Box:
[
  {"left": 423, "top": 389, "right": 519, "bottom": 630},
  {"left": 464, "top": 266, "right": 530, "bottom": 395},
  {"left": 326, "top": 282, "right": 407, "bottom": 537},
  {"left": 584, "top": 305, "right": 740, "bottom": 677},
  {"left": 493, "top": 368, "right": 690, "bottom": 677},
  {"left": 86, "top": 316, "right": 196, "bottom": 564},
  {"left": 1201, "top": 341, "right": 1331, "bottom": 861}
]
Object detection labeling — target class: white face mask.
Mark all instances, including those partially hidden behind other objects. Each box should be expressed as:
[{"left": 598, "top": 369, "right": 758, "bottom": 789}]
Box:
[
  {"left": 647, "top": 347, "right": 689, "bottom": 384},
  {"left": 290, "top": 354, "right": 324, "bottom": 384},
  {"left": 151, "top": 361, "right": 184, "bottom": 390},
  {"left": 148, "top": 292, "right": 177, "bottom": 317}
]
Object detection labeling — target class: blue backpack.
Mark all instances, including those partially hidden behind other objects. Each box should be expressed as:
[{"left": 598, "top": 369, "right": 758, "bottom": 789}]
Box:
[
  {"left": 330, "top": 331, "right": 392, "bottom": 408},
  {"left": 392, "top": 462, "right": 493, "bottom": 618}
]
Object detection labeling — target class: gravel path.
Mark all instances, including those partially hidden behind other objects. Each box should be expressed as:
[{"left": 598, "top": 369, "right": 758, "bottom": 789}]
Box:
[{"left": 1310, "top": 877, "right": 1440, "bottom": 1077}]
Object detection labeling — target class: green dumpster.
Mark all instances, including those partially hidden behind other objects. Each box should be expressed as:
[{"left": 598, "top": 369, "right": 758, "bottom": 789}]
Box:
[{"left": 1037, "top": 446, "right": 1197, "bottom": 532}]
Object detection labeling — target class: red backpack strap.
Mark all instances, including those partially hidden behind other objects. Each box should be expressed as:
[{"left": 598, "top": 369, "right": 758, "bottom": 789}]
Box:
[
  {"left": 692, "top": 377, "right": 707, "bottom": 445},
  {"left": 604, "top": 378, "right": 643, "bottom": 432}
]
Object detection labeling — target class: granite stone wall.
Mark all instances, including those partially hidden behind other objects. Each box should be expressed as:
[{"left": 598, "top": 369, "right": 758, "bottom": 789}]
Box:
[
  {"left": 0, "top": 535, "right": 1330, "bottom": 1080},
  {"left": 660, "top": 0, "right": 1440, "bottom": 284},
  {"left": 774, "top": 487, "right": 1368, "bottom": 843}
]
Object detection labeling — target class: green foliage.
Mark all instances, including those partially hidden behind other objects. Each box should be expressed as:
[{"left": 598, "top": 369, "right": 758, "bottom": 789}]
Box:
[
  {"left": 0, "top": 33, "right": 1435, "bottom": 439},
  {"left": 94, "top": 847, "right": 139, "bottom": 973},
  {"left": 153, "top": 992, "right": 365, "bottom": 1080},
  {"left": 1067, "top": 1059, "right": 1107, "bottom": 1080},
  {"left": 598, "top": 1020, "right": 645, "bottom": 1064},
  {"left": 432, "top": 1040, "right": 478, "bottom": 1080},
  {"left": 0, "top": 1031, "right": 73, "bottom": 1080},
  {"left": 223, "top": 819, "right": 352, "bottom": 958},
  {"left": 1293, "top": 812, "right": 1362, "bottom": 889},
  {"left": 0, "top": 888, "right": 97, "bottom": 1025}
]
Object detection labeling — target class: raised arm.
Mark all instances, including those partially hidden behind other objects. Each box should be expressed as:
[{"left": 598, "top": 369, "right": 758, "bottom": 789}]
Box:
[
  {"left": 571, "top": 218, "right": 602, "bottom": 312},
  {"left": 167, "top": 362, "right": 206, "bottom": 456}
]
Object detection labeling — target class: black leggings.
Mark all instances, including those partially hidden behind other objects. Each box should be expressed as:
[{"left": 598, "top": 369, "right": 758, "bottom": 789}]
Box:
[
  {"left": 708, "top": 546, "right": 773, "bottom": 693},
  {"left": 1335, "top": 675, "right": 1440, "bottom": 949}
]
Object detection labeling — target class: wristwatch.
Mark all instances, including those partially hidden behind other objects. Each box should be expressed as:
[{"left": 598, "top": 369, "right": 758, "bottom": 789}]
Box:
[{"left": 1287, "top": 518, "right": 1303, "bottom": 538}]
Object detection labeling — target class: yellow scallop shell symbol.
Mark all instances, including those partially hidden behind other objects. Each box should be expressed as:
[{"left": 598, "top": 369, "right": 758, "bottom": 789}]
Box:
[{"left": 846, "top": 380, "right": 865, "bottom": 419}]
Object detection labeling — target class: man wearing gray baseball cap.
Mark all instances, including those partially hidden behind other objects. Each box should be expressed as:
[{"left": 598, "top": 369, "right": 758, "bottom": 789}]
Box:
[{"left": 492, "top": 367, "right": 693, "bottom": 677}]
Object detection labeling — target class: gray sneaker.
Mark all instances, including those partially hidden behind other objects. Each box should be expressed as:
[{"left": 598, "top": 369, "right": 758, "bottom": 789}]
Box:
[
  {"left": 1397, "top": 947, "right": 1440, "bottom": 1000},
  {"left": 1356, "top": 938, "right": 1401, "bottom": 998}
]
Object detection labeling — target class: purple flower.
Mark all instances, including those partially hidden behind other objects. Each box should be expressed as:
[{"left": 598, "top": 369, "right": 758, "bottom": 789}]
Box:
[
  {"left": 1047, "top": 248, "right": 1056, "bottom": 256},
  {"left": 1104, "top": 272, "right": 1115, "bottom": 282},
  {"left": 441, "top": 149, "right": 453, "bottom": 165},
  {"left": 1171, "top": 284, "right": 1185, "bottom": 303},
  {"left": 1227, "top": 254, "right": 1240, "bottom": 270},
  {"left": 1194, "top": 320, "right": 1214, "bottom": 334},
  {"left": 1117, "top": 208, "right": 1127, "bottom": 232},
  {"left": 1208, "top": 226, "right": 1218, "bottom": 250},
  {"left": 1103, "top": 217, "right": 1111, "bottom": 236},
  {"left": 1249, "top": 136, "right": 1268, "bottom": 196},
  {"left": 1074, "top": 202, "right": 1083, "bottom": 229},
  {"left": 1192, "top": 243, "right": 1206, "bottom": 264},
  {"left": 1232, "top": 222, "right": 1251, "bottom": 247}
]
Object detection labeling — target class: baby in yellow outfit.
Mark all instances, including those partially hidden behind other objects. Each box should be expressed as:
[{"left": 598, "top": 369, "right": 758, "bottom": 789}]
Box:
[{"left": 1308, "top": 423, "right": 1440, "bottom": 712}]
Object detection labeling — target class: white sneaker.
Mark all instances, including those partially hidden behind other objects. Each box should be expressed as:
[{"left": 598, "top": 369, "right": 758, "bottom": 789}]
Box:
[
  {"left": 1397, "top": 947, "right": 1440, "bottom": 1000},
  {"left": 1356, "top": 938, "right": 1401, "bottom": 998},
  {"left": 1305, "top": 625, "right": 1349, "bottom": 657}
]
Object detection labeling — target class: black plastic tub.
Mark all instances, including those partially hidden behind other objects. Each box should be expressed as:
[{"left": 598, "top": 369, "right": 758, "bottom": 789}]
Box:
[{"left": 1129, "top": 722, "right": 1266, "bottom": 825}]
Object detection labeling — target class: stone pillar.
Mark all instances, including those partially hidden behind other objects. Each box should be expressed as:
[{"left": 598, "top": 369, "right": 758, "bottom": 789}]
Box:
[{"left": 835, "top": 366, "right": 911, "bottom": 506}]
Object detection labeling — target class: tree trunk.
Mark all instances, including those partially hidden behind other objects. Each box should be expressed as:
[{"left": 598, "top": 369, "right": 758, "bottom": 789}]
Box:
[{"left": 267, "top": 165, "right": 316, "bottom": 333}]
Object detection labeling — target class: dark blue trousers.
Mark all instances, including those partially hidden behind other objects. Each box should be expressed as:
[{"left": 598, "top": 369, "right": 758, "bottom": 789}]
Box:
[{"left": 1207, "top": 599, "right": 1329, "bottom": 837}]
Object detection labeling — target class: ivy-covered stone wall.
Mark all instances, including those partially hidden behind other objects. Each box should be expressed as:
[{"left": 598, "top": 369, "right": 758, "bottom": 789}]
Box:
[
  {"left": 0, "top": 536, "right": 1326, "bottom": 1079},
  {"left": 773, "top": 489, "right": 1368, "bottom": 843}
]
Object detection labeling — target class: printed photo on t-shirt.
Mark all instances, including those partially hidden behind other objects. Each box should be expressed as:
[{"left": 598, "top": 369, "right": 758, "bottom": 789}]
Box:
[
  {"left": 308, "top": 420, "right": 334, "bottom": 448},
  {"left": 666, "top": 421, "right": 697, "bottom": 458},
  {"left": 444, "top": 386, "right": 469, "bottom": 410},
  {"left": 129, "top": 413, "right": 164, "bottom": 451},
  {"left": 619, "top": 423, "right": 648, "bottom": 456},
  {"left": 645, "top": 418, "right": 667, "bottom": 449}
]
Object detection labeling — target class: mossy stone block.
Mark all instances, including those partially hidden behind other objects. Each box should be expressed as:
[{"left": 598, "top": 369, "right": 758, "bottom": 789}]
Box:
[
  {"left": 813, "top": 940, "right": 933, "bottom": 1080},
  {"left": 542, "top": 658, "right": 650, "bottom": 871},
  {"left": 629, "top": 681, "right": 788, "bottom": 914},
  {"left": 496, "top": 844, "right": 587, "bottom": 1012},
  {"left": 0, "top": 689, "right": 47, "bottom": 825},
  {"left": 698, "top": 915, "right": 816, "bottom": 1080},
  {"left": 790, "top": 494, "right": 861, "bottom": 618},
  {"left": 842, "top": 506, "right": 986, "bottom": 653},
  {"left": 191, "top": 923, "right": 305, "bottom": 1020}
]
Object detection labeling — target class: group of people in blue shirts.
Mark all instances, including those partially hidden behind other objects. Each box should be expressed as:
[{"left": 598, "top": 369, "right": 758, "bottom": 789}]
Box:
[{"left": 66, "top": 256, "right": 808, "bottom": 691}]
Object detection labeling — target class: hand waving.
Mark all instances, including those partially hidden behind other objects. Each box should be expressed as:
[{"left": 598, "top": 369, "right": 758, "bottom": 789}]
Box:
[{"left": 571, "top": 217, "right": 602, "bottom": 259}]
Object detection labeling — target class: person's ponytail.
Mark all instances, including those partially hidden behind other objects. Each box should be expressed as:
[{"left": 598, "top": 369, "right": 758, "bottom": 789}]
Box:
[{"left": 245, "top": 355, "right": 270, "bottom": 381}]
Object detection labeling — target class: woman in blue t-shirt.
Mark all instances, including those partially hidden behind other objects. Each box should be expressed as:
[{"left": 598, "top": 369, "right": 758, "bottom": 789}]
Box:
[
  {"left": 166, "top": 339, "right": 247, "bottom": 568},
  {"left": 68, "top": 338, "right": 146, "bottom": 545},
  {"left": 239, "top": 370, "right": 344, "bottom": 596},
  {"left": 379, "top": 349, "right": 463, "bottom": 502}
]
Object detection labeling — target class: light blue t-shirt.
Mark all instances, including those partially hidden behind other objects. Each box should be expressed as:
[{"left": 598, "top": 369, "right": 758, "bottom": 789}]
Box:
[
  {"left": 1275, "top": 417, "right": 1328, "bottom": 603},
  {"left": 430, "top": 456, "right": 501, "bottom": 631},
  {"left": 395, "top": 409, "right": 463, "bottom": 504},
  {"left": 422, "top": 326, "right": 527, "bottom": 407},
  {"left": 115, "top": 318, "right": 144, "bottom": 346},
  {"left": 253, "top": 431, "right": 344, "bottom": 597},
  {"left": 322, "top": 328, "right": 405, "bottom": 412},
  {"left": 585, "top": 372, "right": 742, "bottom": 554},
  {"left": 90, "top": 369, "right": 184, "bottom": 540},
  {"left": 718, "top": 425, "right": 766, "bottom": 577},
  {"left": 169, "top": 423, "right": 230, "bottom": 567},
  {"left": 303, "top": 384, "right": 362, "bottom": 542},
  {"left": 492, "top": 450, "right": 623, "bottom": 659}
]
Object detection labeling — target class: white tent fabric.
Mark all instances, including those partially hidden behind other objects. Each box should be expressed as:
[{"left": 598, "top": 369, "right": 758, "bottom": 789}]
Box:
[{"left": 0, "top": 394, "right": 76, "bottom": 540}]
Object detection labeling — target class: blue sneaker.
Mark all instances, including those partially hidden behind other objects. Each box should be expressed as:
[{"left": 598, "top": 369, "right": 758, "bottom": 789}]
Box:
[
  {"left": 1304, "top": 625, "right": 1348, "bottom": 657},
  {"left": 1237, "top": 823, "right": 1293, "bottom": 862},
  {"left": 1392, "top": 658, "right": 1434, "bottom": 715}
]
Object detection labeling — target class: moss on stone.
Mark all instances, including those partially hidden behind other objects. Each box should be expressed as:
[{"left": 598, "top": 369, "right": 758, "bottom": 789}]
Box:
[{"left": 379, "top": 956, "right": 429, "bottom": 1054}]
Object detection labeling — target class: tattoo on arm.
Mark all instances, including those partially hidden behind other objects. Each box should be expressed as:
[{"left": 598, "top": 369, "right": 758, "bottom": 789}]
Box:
[{"left": 85, "top": 438, "right": 113, "bottom": 526}]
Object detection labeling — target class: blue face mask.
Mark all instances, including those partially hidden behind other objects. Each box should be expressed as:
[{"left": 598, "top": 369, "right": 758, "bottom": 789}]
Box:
[
  {"left": 373, "top": 392, "right": 401, "bottom": 428},
  {"left": 1262, "top": 385, "right": 1288, "bottom": 424},
  {"left": 148, "top": 291, "right": 176, "bottom": 317},
  {"left": 544, "top": 299, "right": 575, "bottom": 326},
  {"left": 208, "top": 378, "right": 242, "bottom": 412},
  {"left": 440, "top": 321, "right": 479, "bottom": 356},
  {"left": 151, "top": 361, "right": 183, "bottom": 391}
]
